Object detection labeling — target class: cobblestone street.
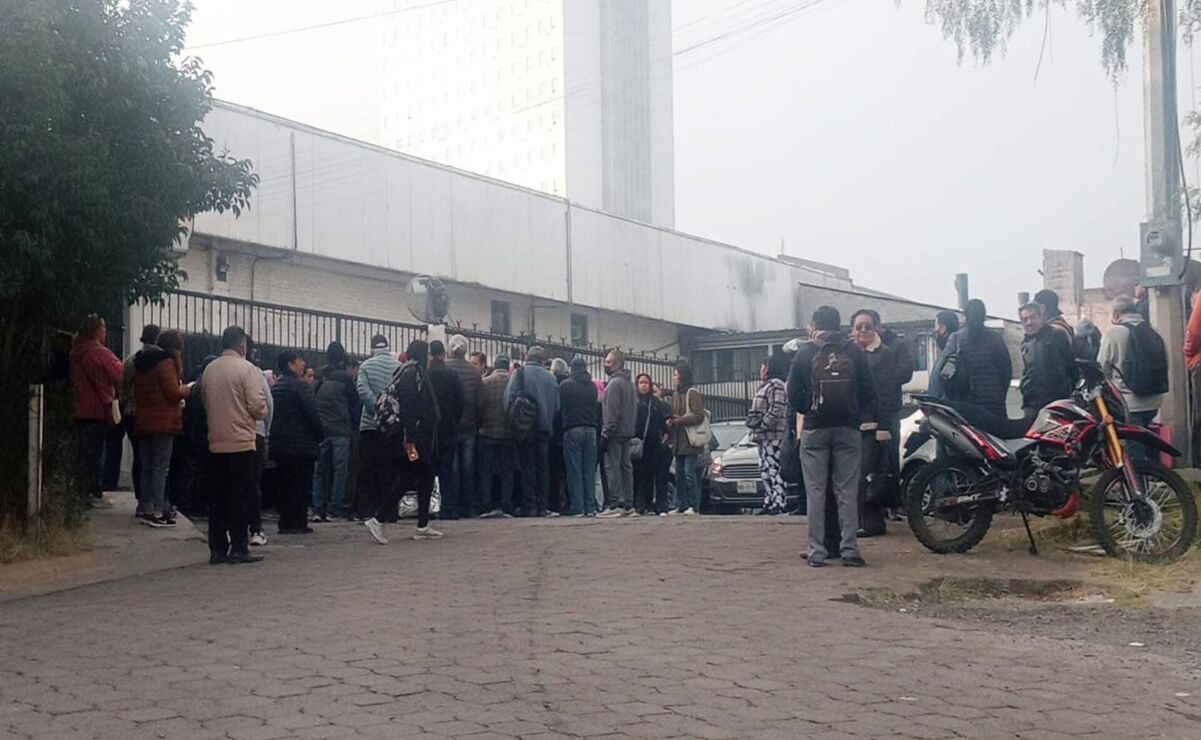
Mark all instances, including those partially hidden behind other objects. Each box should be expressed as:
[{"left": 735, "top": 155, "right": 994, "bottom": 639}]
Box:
[{"left": 2, "top": 516, "right": 1199, "bottom": 739}]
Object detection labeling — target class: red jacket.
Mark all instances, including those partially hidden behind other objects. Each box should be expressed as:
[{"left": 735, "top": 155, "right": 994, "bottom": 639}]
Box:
[
  {"left": 133, "top": 348, "right": 191, "bottom": 436},
  {"left": 1187, "top": 298, "right": 1201, "bottom": 372},
  {"left": 69, "top": 338, "right": 125, "bottom": 422}
]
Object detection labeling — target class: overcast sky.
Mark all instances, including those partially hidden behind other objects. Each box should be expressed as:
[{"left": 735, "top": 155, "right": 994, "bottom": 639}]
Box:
[{"left": 184, "top": 0, "right": 1200, "bottom": 318}]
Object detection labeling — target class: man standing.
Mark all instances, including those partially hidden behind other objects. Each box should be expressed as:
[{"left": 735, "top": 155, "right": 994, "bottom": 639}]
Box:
[
  {"left": 505, "top": 346, "right": 560, "bottom": 517},
  {"left": 199, "top": 326, "right": 268, "bottom": 565},
  {"left": 446, "top": 335, "right": 483, "bottom": 518},
  {"left": 427, "top": 340, "right": 465, "bottom": 518},
  {"left": 1019, "top": 302, "right": 1076, "bottom": 415},
  {"left": 1034, "top": 289, "right": 1076, "bottom": 343},
  {"left": 927, "top": 310, "right": 961, "bottom": 400},
  {"left": 312, "top": 341, "right": 358, "bottom": 521},
  {"left": 598, "top": 351, "right": 637, "bottom": 517},
  {"left": 788, "top": 306, "right": 878, "bottom": 568},
  {"left": 356, "top": 335, "right": 401, "bottom": 520},
  {"left": 122, "top": 324, "right": 160, "bottom": 515},
  {"left": 560, "top": 357, "right": 599, "bottom": 517},
  {"left": 69, "top": 315, "right": 126, "bottom": 509},
  {"left": 1099, "top": 295, "right": 1167, "bottom": 462},
  {"left": 477, "top": 355, "right": 515, "bottom": 517}
]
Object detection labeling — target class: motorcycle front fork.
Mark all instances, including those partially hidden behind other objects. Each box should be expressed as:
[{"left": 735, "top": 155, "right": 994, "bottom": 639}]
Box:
[{"left": 1095, "top": 396, "right": 1147, "bottom": 503}]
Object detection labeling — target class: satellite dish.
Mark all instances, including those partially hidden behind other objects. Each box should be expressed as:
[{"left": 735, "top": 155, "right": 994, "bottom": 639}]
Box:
[
  {"left": 404, "top": 276, "right": 450, "bottom": 324},
  {"left": 1102, "top": 259, "right": 1139, "bottom": 299}
]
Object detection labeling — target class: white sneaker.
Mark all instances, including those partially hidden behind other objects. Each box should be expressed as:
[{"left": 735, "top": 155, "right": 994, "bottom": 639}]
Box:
[
  {"left": 683, "top": 508, "right": 699, "bottom": 516},
  {"left": 658, "top": 512, "right": 668, "bottom": 518},
  {"left": 628, "top": 510, "right": 641, "bottom": 518},
  {"left": 546, "top": 511, "right": 561, "bottom": 518},
  {"left": 414, "top": 526, "right": 444, "bottom": 540},
  {"left": 364, "top": 518, "right": 387, "bottom": 545},
  {"left": 249, "top": 532, "right": 268, "bottom": 547},
  {"left": 597, "top": 508, "right": 625, "bottom": 519}
]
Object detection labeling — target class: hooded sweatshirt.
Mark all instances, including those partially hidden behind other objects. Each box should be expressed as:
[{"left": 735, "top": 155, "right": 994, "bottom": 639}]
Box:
[{"left": 560, "top": 366, "right": 598, "bottom": 430}]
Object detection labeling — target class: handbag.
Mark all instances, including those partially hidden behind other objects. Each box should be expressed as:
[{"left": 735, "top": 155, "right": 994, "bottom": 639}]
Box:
[
  {"left": 779, "top": 432, "right": 801, "bottom": 485},
  {"left": 630, "top": 399, "right": 654, "bottom": 461},
  {"left": 683, "top": 388, "right": 713, "bottom": 449}
]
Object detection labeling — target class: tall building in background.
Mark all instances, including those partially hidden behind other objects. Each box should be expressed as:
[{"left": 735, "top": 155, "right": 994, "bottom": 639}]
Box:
[{"left": 378, "top": 0, "right": 674, "bottom": 227}]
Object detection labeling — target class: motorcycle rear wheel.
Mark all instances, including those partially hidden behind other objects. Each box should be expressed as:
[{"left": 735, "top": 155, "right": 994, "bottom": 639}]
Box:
[
  {"left": 906, "top": 461, "right": 994, "bottom": 554},
  {"left": 1088, "top": 462, "right": 1198, "bottom": 562}
]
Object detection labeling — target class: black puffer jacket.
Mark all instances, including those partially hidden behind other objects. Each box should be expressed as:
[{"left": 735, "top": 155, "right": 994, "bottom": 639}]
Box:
[
  {"left": 945, "top": 326, "right": 1012, "bottom": 417},
  {"left": 270, "top": 374, "right": 324, "bottom": 460},
  {"left": 447, "top": 357, "right": 483, "bottom": 434},
  {"left": 315, "top": 364, "right": 358, "bottom": 438},
  {"left": 635, "top": 393, "right": 669, "bottom": 448},
  {"left": 1020, "top": 325, "right": 1075, "bottom": 412}
]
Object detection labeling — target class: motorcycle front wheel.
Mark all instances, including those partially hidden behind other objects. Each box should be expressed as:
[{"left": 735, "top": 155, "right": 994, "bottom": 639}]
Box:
[
  {"left": 905, "top": 461, "right": 994, "bottom": 554},
  {"left": 1089, "top": 462, "right": 1198, "bottom": 562}
]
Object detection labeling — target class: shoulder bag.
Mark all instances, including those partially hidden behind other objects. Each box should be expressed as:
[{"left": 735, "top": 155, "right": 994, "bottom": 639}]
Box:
[{"left": 683, "top": 388, "right": 713, "bottom": 449}]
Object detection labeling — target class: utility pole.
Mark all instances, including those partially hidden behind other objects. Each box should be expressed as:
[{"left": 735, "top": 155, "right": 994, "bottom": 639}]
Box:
[{"left": 1141, "top": 0, "right": 1190, "bottom": 460}]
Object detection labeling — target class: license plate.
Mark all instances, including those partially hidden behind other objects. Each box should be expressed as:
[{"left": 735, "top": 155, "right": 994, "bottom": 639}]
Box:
[{"left": 737, "top": 481, "right": 758, "bottom": 494}]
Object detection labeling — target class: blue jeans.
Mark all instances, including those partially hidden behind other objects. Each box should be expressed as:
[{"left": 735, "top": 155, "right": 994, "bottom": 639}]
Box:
[
  {"left": 563, "top": 426, "right": 598, "bottom": 515},
  {"left": 441, "top": 430, "right": 477, "bottom": 516},
  {"left": 1127, "top": 409, "right": 1158, "bottom": 464},
  {"left": 674, "top": 454, "right": 699, "bottom": 511},
  {"left": 312, "top": 436, "right": 351, "bottom": 517},
  {"left": 138, "top": 435, "right": 175, "bottom": 516},
  {"left": 477, "top": 438, "right": 515, "bottom": 514}
]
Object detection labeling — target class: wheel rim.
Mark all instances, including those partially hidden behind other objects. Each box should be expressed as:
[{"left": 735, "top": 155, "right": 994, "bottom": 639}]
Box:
[
  {"left": 1098, "top": 471, "right": 1188, "bottom": 558},
  {"left": 916, "top": 467, "right": 980, "bottom": 542}
]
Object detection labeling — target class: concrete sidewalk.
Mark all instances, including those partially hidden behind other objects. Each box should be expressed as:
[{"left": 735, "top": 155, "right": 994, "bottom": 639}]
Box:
[{"left": 0, "top": 492, "right": 209, "bottom": 603}]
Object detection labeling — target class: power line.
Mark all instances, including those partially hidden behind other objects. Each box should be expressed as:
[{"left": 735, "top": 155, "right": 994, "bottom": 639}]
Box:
[{"left": 186, "top": 0, "right": 459, "bottom": 50}]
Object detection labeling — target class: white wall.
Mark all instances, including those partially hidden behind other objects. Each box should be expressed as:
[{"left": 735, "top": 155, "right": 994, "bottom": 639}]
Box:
[{"left": 194, "top": 102, "right": 851, "bottom": 334}]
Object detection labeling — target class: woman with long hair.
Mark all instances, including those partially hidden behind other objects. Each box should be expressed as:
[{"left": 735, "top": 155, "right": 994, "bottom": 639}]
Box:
[
  {"left": 667, "top": 361, "right": 706, "bottom": 515},
  {"left": 946, "top": 299, "right": 1012, "bottom": 419},
  {"left": 633, "top": 373, "right": 670, "bottom": 515},
  {"left": 133, "top": 329, "right": 192, "bottom": 527},
  {"left": 746, "top": 352, "right": 791, "bottom": 515}
]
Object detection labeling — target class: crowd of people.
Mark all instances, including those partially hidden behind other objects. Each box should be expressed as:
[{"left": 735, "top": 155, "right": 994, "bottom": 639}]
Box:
[{"left": 66, "top": 284, "right": 1177, "bottom": 568}]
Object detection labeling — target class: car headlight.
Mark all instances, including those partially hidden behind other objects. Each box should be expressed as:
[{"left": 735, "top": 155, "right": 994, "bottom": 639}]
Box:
[{"left": 710, "top": 461, "right": 724, "bottom": 477}]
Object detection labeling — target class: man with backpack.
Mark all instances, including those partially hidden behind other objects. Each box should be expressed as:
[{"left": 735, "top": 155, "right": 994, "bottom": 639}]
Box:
[
  {"left": 787, "top": 306, "right": 878, "bottom": 568},
  {"left": 1099, "top": 295, "right": 1167, "bottom": 462},
  {"left": 504, "top": 346, "right": 560, "bottom": 517}
]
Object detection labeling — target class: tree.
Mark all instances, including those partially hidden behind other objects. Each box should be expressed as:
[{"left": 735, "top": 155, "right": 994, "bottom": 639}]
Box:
[
  {"left": 0, "top": 0, "right": 257, "bottom": 516},
  {"left": 921, "top": 1, "right": 1201, "bottom": 81}
]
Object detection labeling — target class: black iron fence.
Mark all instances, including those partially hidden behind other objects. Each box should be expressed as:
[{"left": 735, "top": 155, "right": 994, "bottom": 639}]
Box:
[
  {"left": 134, "top": 291, "right": 427, "bottom": 377},
  {"left": 133, "top": 291, "right": 755, "bottom": 417}
]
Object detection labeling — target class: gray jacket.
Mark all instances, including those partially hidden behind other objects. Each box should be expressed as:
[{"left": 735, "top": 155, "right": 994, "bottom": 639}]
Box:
[
  {"left": 504, "top": 364, "right": 560, "bottom": 436},
  {"left": 356, "top": 349, "right": 401, "bottom": 432},
  {"left": 602, "top": 369, "right": 637, "bottom": 439},
  {"left": 1098, "top": 314, "right": 1164, "bottom": 414}
]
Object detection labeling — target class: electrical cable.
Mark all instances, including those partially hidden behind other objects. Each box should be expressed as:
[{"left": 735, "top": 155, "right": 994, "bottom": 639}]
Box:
[{"left": 186, "top": 0, "right": 459, "bottom": 50}]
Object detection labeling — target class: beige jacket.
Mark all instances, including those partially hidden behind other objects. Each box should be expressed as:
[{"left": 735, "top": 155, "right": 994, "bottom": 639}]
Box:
[{"left": 200, "top": 350, "right": 268, "bottom": 454}]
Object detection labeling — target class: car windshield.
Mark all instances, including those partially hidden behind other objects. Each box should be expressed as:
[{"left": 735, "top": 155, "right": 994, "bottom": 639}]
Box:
[{"left": 711, "top": 424, "right": 750, "bottom": 451}]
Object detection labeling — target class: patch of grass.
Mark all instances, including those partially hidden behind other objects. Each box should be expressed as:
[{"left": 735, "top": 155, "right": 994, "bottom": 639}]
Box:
[
  {"left": 849, "top": 577, "right": 1087, "bottom": 608},
  {"left": 0, "top": 517, "right": 91, "bottom": 565},
  {"left": 995, "top": 514, "right": 1094, "bottom": 548},
  {"left": 1091, "top": 550, "right": 1198, "bottom": 607}
]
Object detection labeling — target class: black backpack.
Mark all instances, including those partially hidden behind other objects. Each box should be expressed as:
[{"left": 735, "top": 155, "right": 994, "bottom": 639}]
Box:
[
  {"left": 1124, "top": 322, "right": 1169, "bottom": 396},
  {"left": 810, "top": 340, "right": 859, "bottom": 422},
  {"left": 507, "top": 366, "right": 539, "bottom": 442}
]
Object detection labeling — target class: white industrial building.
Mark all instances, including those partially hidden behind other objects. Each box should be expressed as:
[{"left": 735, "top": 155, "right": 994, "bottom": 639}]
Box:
[
  {"left": 147, "top": 101, "right": 851, "bottom": 372},
  {"left": 376, "top": 0, "right": 675, "bottom": 227}
]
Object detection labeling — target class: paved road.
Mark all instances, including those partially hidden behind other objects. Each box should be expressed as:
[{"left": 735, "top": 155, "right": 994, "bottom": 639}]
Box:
[{"left": 1, "top": 516, "right": 1199, "bottom": 739}]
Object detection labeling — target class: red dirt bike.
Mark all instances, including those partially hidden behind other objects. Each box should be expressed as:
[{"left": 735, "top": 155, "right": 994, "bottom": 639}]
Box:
[{"left": 904, "top": 361, "right": 1197, "bottom": 561}]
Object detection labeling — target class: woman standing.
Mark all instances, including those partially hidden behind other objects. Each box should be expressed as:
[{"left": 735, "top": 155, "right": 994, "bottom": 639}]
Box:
[
  {"left": 746, "top": 353, "right": 790, "bottom": 515},
  {"left": 851, "top": 310, "right": 899, "bottom": 537},
  {"left": 364, "top": 340, "right": 443, "bottom": 544},
  {"left": 133, "top": 329, "right": 191, "bottom": 527},
  {"left": 270, "top": 350, "right": 325, "bottom": 535},
  {"left": 633, "top": 373, "right": 669, "bottom": 515},
  {"left": 667, "top": 362, "right": 707, "bottom": 515}
]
